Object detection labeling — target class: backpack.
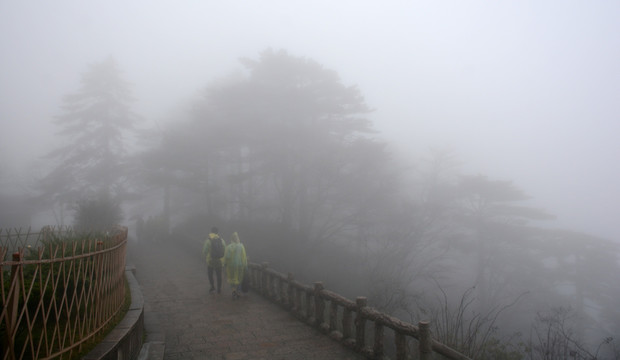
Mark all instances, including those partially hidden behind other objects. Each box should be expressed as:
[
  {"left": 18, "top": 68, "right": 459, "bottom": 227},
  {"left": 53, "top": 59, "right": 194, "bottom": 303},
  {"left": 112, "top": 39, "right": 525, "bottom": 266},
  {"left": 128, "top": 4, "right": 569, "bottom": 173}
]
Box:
[{"left": 210, "top": 236, "right": 224, "bottom": 260}]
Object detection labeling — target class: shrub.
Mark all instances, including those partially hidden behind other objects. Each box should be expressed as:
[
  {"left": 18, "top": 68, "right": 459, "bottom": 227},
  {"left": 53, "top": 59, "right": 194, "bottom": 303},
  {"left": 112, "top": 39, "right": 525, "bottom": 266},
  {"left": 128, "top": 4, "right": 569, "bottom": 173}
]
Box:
[{"left": 73, "top": 194, "right": 123, "bottom": 232}]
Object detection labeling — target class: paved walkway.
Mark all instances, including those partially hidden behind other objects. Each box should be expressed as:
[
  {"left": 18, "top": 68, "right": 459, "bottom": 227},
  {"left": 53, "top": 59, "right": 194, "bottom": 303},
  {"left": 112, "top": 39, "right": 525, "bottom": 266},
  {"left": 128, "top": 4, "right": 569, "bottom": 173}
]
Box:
[{"left": 127, "top": 239, "right": 365, "bottom": 360}]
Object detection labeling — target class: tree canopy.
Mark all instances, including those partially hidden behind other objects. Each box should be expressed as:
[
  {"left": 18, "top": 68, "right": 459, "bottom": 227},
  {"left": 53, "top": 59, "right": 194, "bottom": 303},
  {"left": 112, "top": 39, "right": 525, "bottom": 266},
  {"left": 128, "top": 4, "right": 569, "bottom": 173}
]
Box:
[
  {"left": 40, "top": 57, "right": 140, "bottom": 223},
  {"left": 140, "top": 49, "right": 396, "bottom": 244}
]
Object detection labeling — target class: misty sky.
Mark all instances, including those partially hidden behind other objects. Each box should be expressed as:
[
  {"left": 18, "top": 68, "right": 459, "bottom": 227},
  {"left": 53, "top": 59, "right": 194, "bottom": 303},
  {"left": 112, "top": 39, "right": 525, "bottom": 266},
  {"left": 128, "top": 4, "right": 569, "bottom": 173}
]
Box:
[{"left": 1, "top": 1, "right": 619, "bottom": 240}]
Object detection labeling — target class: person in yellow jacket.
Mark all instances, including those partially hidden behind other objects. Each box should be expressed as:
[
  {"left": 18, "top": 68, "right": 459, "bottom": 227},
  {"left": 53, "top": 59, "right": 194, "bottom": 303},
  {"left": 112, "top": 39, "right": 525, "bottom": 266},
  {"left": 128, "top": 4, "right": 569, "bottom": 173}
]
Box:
[
  {"left": 224, "top": 231, "right": 247, "bottom": 299},
  {"left": 203, "top": 227, "right": 226, "bottom": 294}
]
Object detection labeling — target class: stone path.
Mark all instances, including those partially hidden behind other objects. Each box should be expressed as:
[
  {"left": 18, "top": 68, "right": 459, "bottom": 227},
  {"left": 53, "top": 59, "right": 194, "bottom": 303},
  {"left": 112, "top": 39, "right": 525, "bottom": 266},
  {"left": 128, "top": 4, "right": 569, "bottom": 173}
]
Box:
[{"left": 127, "top": 239, "right": 365, "bottom": 360}]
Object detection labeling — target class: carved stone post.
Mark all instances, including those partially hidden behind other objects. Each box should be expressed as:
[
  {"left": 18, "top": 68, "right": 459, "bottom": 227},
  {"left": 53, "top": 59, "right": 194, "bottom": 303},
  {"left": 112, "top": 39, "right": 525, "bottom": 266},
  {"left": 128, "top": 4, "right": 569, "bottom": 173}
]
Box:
[
  {"left": 274, "top": 276, "right": 280, "bottom": 301},
  {"left": 287, "top": 273, "right": 295, "bottom": 309},
  {"left": 267, "top": 273, "right": 274, "bottom": 298},
  {"left": 394, "top": 332, "right": 409, "bottom": 360},
  {"left": 355, "top": 297, "right": 367, "bottom": 351},
  {"left": 296, "top": 286, "right": 303, "bottom": 317},
  {"left": 248, "top": 266, "right": 254, "bottom": 288},
  {"left": 374, "top": 321, "right": 384, "bottom": 358},
  {"left": 329, "top": 301, "right": 338, "bottom": 333},
  {"left": 419, "top": 320, "right": 433, "bottom": 360},
  {"left": 313, "top": 282, "right": 325, "bottom": 327},
  {"left": 343, "top": 307, "right": 352, "bottom": 341},
  {"left": 305, "top": 288, "right": 313, "bottom": 322},
  {"left": 395, "top": 333, "right": 408, "bottom": 360},
  {"left": 261, "top": 262, "right": 269, "bottom": 297},
  {"left": 279, "top": 276, "right": 287, "bottom": 304}
]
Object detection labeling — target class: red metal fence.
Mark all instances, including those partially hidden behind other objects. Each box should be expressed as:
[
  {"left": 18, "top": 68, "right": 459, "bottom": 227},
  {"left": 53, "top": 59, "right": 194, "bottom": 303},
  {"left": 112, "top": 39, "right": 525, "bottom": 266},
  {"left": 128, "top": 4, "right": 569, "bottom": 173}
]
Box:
[{"left": 0, "top": 226, "right": 128, "bottom": 360}]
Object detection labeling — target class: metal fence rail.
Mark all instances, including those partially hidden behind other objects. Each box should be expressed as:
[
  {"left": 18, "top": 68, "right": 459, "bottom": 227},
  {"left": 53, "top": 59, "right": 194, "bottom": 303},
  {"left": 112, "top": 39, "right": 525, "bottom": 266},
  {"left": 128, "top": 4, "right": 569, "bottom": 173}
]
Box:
[
  {"left": 248, "top": 262, "right": 472, "bottom": 360},
  {"left": 0, "top": 226, "right": 128, "bottom": 360}
]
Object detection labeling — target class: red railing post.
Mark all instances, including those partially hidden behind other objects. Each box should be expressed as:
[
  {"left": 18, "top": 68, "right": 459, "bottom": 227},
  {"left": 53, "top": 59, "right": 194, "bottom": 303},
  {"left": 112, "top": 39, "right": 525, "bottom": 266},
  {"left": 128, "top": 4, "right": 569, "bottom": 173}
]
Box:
[
  {"left": 5, "top": 252, "right": 23, "bottom": 360},
  {"left": 95, "top": 241, "right": 104, "bottom": 325}
]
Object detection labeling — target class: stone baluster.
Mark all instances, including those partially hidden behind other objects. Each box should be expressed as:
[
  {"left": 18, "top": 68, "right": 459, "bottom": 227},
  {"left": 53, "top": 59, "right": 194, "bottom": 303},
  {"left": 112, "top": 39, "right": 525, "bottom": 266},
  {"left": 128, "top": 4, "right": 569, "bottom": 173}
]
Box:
[
  {"left": 279, "top": 275, "right": 287, "bottom": 304},
  {"left": 374, "top": 321, "right": 384, "bottom": 358},
  {"left": 313, "top": 282, "right": 325, "bottom": 328},
  {"left": 329, "top": 300, "right": 338, "bottom": 333},
  {"left": 354, "top": 297, "right": 367, "bottom": 351},
  {"left": 343, "top": 306, "right": 353, "bottom": 343},
  {"left": 261, "top": 262, "right": 269, "bottom": 297},
  {"left": 287, "top": 273, "right": 295, "bottom": 309},
  {"left": 305, "top": 287, "right": 313, "bottom": 322},
  {"left": 296, "top": 285, "right": 303, "bottom": 317},
  {"left": 419, "top": 320, "right": 433, "bottom": 360},
  {"left": 395, "top": 332, "right": 408, "bottom": 360}
]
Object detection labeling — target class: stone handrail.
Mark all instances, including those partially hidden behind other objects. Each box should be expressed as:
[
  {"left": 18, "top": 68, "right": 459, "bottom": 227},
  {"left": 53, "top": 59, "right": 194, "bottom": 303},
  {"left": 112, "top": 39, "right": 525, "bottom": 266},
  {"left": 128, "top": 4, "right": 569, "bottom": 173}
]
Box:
[{"left": 247, "top": 262, "right": 472, "bottom": 360}]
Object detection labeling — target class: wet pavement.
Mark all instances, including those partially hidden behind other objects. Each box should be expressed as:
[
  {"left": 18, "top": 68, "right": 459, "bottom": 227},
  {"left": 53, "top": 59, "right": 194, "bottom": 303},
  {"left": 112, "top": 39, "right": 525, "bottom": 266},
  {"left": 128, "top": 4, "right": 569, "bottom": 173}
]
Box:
[{"left": 127, "top": 239, "right": 365, "bottom": 360}]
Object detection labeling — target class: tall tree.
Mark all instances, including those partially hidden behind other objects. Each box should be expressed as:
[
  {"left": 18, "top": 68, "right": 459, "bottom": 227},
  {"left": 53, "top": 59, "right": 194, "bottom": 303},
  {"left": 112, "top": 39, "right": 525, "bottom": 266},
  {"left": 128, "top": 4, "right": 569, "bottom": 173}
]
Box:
[
  {"left": 534, "top": 229, "right": 620, "bottom": 343},
  {"left": 205, "top": 49, "right": 377, "bottom": 236},
  {"left": 454, "top": 175, "right": 554, "bottom": 310},
  {"left": 137, "top": 49, "right": 404, "bottom": 257},
  {"left": 40, "top": 57, "right": 139, "bottom": 224}
]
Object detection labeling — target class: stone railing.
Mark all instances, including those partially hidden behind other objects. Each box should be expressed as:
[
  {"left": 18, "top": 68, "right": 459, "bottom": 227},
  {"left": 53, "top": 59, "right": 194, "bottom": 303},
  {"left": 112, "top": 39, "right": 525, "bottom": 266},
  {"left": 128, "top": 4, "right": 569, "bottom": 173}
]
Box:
[{"left": 247, "top": 262, "right": 471, "bottom": 360}]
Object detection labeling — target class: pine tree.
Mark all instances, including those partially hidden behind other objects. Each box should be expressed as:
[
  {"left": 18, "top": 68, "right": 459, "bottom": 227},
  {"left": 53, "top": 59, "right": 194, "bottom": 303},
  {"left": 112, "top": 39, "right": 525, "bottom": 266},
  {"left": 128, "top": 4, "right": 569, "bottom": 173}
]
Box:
[{"left": 40, "top": 57, "right": 139, "bottom": 224}]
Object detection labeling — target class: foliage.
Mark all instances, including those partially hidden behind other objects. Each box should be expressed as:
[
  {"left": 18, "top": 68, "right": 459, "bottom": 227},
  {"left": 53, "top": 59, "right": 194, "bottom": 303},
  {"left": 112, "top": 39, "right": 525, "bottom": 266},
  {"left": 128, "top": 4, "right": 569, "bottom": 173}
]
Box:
[
  {"left": 40, "top": 57, "right": 140, "bottom": 220},
  {"left": 139, "top": 49, "right": 397, "bottom": 246},
  {"left": 1, "top": 230, "right": 123, "bottom": 359},
  {"left": 73, "top": 193, "right": 123, "bottom": 232},
  {"left": 450, "top": 175, "right": 555, "bottom": 311},
  {"left": 417, "top": 283, "right": 527, "bottom": 359},
  {"left": 528, "top": 307, "right": 617, "bottom": 360},
  {"left": 135, "top": 214, "right": 169, "bottom": 242}
]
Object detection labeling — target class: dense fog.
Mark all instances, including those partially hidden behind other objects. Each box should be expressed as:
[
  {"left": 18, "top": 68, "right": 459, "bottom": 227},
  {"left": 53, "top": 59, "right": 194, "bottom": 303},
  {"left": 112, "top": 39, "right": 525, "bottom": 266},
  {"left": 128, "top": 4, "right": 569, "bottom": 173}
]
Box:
[{"left": 1, "top": 1, "right": 619, "bottom": 359}]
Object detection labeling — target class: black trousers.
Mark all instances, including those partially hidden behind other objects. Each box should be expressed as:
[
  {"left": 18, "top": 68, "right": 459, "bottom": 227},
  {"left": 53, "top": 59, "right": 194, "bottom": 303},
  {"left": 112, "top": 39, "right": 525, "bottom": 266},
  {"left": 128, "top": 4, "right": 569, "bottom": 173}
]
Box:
[{"left": 207, "top": 264, "right": 222, "bottom": 292}]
